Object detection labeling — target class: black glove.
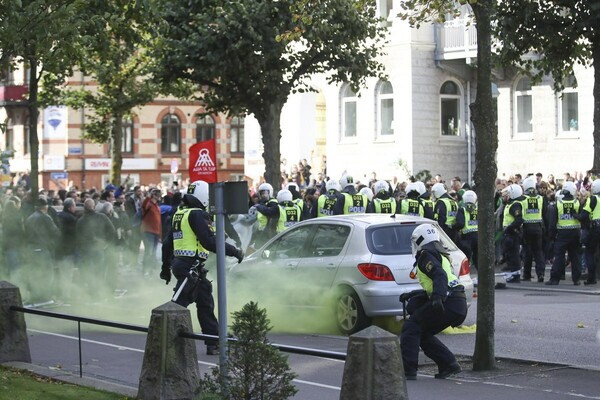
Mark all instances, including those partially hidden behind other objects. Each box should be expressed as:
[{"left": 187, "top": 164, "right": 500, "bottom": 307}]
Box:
[
  {"left": 160, "top": 265, "right": 171, "bottom": 285},
  {"left": 399, "top": 289, "right": 425, "bottom": 303},
  {"left": 234, "top": 248, "right": 244, "bottom": 263},
  {"left": 431, "top": 294, "right": 444, "bottom": 312}
]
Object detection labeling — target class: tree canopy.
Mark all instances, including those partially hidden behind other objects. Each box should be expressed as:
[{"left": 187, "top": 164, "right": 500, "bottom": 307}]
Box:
[{"left": 152, "top": 0, "right": 388, "bottom": 186}]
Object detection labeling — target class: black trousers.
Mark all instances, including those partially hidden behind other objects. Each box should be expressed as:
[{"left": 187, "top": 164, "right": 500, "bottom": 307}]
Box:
[
  {"left": 583, "top": 227, "right": 600, "bottom": 282},
  {"left": 522, "top": 228, "right": 545, "bottom": 279},
  {"left": 401, "top": 296, "right": 467, "bottom": 376},
  {"left": 172, "top": 260, "right": 218, "bottom": 347},
  {"left": 550, "top": 230, "right": 581, "bottom": 283},
  {"left": 503, "top": 231, "right": 522, "bottom": 273},
  {"left": 459, "top": 232, "right": 478, "bottom": 268}
]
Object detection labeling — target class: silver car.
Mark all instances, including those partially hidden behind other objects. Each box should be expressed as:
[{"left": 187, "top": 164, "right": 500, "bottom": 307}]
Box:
[{"left": 227, "top": 214, "right": 474, "bottom": 335}]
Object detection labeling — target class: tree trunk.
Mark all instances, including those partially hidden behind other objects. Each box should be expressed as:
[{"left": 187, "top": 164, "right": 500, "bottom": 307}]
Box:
[
  {"left": 110, "top": 112, "right": 124, "bottom": 185},
  {"left": 27, "top": 59, "right": 39, "bottom": 197},
  {"left": 591, "top": 40, "right": 600, "bottom": 174},
  {"left": 470, "top": 0, "right": 497, "bottom": 371},
  {"left": 256, "top": 102, "right": 283, "bottom": 188}
]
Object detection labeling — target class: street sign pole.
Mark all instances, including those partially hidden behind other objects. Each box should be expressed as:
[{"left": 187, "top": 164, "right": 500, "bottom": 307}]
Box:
[{"left": 214, "top": 182, "right": 229, "bottom": 395}]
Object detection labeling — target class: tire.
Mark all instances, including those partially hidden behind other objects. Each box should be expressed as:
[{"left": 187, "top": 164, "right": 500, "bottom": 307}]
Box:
[{"left": 335, "top": 289, "right": 370, "bottom": 335}]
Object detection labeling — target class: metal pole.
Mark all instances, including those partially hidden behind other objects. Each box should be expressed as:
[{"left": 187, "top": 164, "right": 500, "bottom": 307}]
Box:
[
  {"left": 214, "top": 181, "right": 229, "bottom": 395},
  {"left": 78, "top": 321, "right": 82, "bottom": 378}
]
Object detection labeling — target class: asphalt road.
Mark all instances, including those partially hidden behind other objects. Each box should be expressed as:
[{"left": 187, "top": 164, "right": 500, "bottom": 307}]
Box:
[{"left": 17, "top": 280, "right": 600, "bottom": 400}]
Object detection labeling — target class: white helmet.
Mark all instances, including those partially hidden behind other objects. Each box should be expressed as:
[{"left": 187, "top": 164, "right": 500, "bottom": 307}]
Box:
[
  {"left": 373, "top": 180, "right": 389, "bottom": 195},
  {"left": 187, "top": 180, "right": 209, "bottom": 208},
  {"left": 415, "top": 181, "right": 426, "bottom": 195},
  {"left": 591, "top": 179, "right": 600, "bottom": 195},
  {"left": 502, "top": 184, "right": 523, "bottom": 200},
  {"left": 522, "top": 178, "right": 536, "bottom": 193},
  {"left": 411, "top": 223, "right": 440, "bottom": 257},
  {"left": 340, "top": 174, "right": 354, "bottom": 189},
  {"left": 276, "top": 189, "right": 293, "bottom": 203},
  {"left": 325, "top": 179, "right": 341, "bottom": 193},
  {"left": 431, "top": 183, "right": 447, "bottom": 200},
  {"left": 462, "top": 190, "right": 477, "bottom": 204},
  {"left": 562, "top": 181, "right": 577, "bottom": 197},
  {"left": 359, "top": 187, "right": 374, "bottom": 201},
  {"left": 258, "top": 182, "right": 274, "bottom": 199},
  {"left": 405, "top": 182, "right": 420, "bottom": 195}
]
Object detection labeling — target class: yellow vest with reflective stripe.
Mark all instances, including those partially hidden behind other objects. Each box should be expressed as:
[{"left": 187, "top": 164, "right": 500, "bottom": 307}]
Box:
[
  {"left": 399, "top": 198, "right": 423, "bottom": 217},
  {"left": 461, "top": 207, "right": 478, "bottom": 234},
  {"left": 172, "top": 208, "right": 210, "bottom": 259},
  {"left": 374, "top": 198, "right": 396, "bottom": 214},
  {"left": 257, "top": 198, "right": 279, "bottom": 230},
  {"left": 342, "top": 193, "right": 368, "bottom": 214},
  {"left": 583, "top": 195, "right": 600, "bottom": 221},
  {"left": 435, "top": 197, "right": 457, "bottom": 227},
  {"left": 557, "top": 199, "right": 580, "bottom": 229},
  {"left": 521, "top": 195, "right": 543, "bottom": 223},
  {"left": 277, "top": 203, "right": 302, "bottom": 233},
  {"left": 416, "top": 255, "right": 460, "bottom": 297},
  {"left": 503, "top": 201, "right": 518, "bottom": 228},
  {"left": 317, "top": 194, "right": 337, "bottom": 217}
]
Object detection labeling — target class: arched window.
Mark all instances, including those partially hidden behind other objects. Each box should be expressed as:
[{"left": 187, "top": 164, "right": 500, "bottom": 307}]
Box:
[
  {"left": 230, "top": 116, "right": 244, "bottom": 153},
  {"left": 161, "top": 114, "right": 181, "bottom": 153},
  {"left": 196, "top": 115, "right": 215, "bottom": 142},
  {"left": 122, "top": 118, "right": 133, "bottom": 153},
  {"left": 514, "top": 77, "right": 533, "bottom": 134},
  {"left": 342, "top": 84, "right": 357, "bottom": 137},
  {"left": 377, "top": 81, "right": 394, "bottom": 136},
  {"left": 560, "top": 75, "right": 578, "bottom": 133},
  {"left": 440, "top": 81, "right": 461, "bottom": 136}
]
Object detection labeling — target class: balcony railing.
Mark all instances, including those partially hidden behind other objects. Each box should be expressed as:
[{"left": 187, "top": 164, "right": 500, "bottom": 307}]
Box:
[
  {"left": 0, "top": 84, "right": 29, "bottom": 106},
  {"left": 435, "top": 18, "right": 478, "bottom": 61}
]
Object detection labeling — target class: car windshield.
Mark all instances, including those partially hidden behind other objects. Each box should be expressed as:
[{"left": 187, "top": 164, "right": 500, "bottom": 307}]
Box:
[{"left": 366, "top": 223, "right": 458, "bottom": 255}]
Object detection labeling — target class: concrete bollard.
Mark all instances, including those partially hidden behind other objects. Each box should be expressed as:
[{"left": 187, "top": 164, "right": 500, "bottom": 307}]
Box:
[
  {"left": 340, "top": 325, "right": 408, "bottom": 400},
  {"left": 0, "top": 281, "right": 31, "bottom": 363},
  {"left": 138, "top": 302, "right": 200, "bottom": 400}
]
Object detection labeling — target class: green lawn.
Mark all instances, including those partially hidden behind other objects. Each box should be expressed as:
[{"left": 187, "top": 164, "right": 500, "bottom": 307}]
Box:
[{"left": 0, "top": 366, "right": 132, "bottom": 400}]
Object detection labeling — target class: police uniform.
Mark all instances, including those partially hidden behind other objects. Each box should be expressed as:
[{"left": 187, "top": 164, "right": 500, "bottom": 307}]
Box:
[
  {"left": 546, "top": 194, "right": 582, "bottom": 285},
  {"left": 401, "top": 243, "right": 467, "bottom": 379},
  {"left": 332, "top": 186, "right": 369, "bottom": 215},
  {"left": 162, "top": 196, "right": 241, "bottom": 352},
  {"left": 252, "top": 197, "right": 280, "bottom": 247},
  {"left": 419, "top": 193, "right": 435, "bottom": 219},
  {"left": 367, "top": 195, "right": 399, "bottom": 214},
  {"left": 502, "top": 196, "right": 524, "bottom": 282},
  {"left": 455, "top": 204, "right": 478, "bottom": 269},
  {"left": 397, "top": 196, "right": 424, "bottom": 217},
  {"left": 521, "top": 192, "right": 547, "bottom": 282},
  {"left": 433, "top": 194, "right": 459, "bottom": 243},
  {"left": 581, "top": 194, "right": 600, "bottom": 284},
  {"left": 277, "top": 200, "right": 302, "bottom": 232},
  {"left": 316, "top": 191, "right": 339, "bottom": 217}
]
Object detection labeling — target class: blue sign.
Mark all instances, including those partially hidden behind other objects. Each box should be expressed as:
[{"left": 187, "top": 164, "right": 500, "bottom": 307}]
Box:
[
  {"left": 50, "top": 172, "right": 68, "bottom": 180},
  {"left": 68, "top": 147, "right": 82, "bottom": 155}
]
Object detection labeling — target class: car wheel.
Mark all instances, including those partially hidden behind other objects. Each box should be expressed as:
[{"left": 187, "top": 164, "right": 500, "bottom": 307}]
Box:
[{"left": 335, "top": 289, "right": 370, "bottom": 335}]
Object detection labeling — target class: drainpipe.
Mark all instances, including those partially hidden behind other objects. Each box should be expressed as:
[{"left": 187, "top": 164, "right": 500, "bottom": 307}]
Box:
[{"left": 466, "top": 80, "right": 472, "bottom": 185}]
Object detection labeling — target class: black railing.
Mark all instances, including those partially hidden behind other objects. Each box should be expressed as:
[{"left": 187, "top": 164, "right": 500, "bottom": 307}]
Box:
[{"left": 10, "top": 305, "right": 347, "bottom": 379}]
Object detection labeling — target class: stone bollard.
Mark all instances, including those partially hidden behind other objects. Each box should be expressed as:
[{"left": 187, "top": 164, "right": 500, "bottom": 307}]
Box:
[
  {"left": 138, "top": 302, "right": 200, "bottom": 400},
  {"left": 0, "top": 281, "right": 31, "bottom": 363},
  {"left": 340, "top": 325, "right": 408, "bottom": 400}
]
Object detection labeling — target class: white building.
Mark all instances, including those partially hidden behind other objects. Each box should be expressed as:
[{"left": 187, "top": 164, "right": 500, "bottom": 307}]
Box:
[{"left": 245, "top": 3, "right": 595, "bottom": 188}]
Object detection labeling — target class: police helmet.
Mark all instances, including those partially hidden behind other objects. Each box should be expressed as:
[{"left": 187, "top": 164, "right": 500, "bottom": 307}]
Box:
[
  {"left": 187, "top": 180, "right": 209, "bottom": 208},
  {"left": 277, "top": 189, "right": 293, "bottom": 203},
  {"left": 411, "top": 223, "right": 440, "bottom": 257},
  {"left": 359, "top": 187, "right": 374, "bottom": 201},
  {"left": 373, "top": 180, "right": 389, "bottom": 195},
  {"left": 462, "top": 190, "right": 477, "bottom": 204},
  {"left": 340, "top": 174, "right": 354, "bottom": 189},
  {"left": 562, "top": 181, "right": 577, "bottom": 197},
  {"left": 325, "top": 179, "right": 341, "bottom": 193},
  {"left": 591, "top": 179, "right": 600, "bottom": 195},
  {"left": 502, "top": 184, "right": 523, "bottom": 200},
  {"left": 431, "top": 183, "right": 447, "bottom": 200},
  {"left": 258, "top": 182, "right": 274, "bottom": 199},
  {"left": 415, "top": 181, "right": 426, "bottom": 196},
  {"left": 522, "top": 178, "right": 537, "bottom": 194},
  {"left": 405, "top": 182, "right": 420, "bottom": 196}
]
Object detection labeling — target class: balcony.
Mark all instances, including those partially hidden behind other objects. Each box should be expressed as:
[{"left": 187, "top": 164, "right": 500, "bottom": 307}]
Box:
[
  {"left": 434, "top": 19, "right": 478, "bottom": 61},
  {"left": 0, "top": 84, "right": 29, "bottom": 106}
]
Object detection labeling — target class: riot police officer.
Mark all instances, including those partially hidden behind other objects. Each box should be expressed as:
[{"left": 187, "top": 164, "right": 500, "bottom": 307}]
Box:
[
  {"left": 397, "top": 182, "right": 425, "bottom": 217},
  {"left": 250, "top": 182, "right": 280, "bottom": 248},
  {"left": 161, "top": 180, "right": 244, "bottom": 355},
  {"left": 501, "top": 184, "right": 524, "bottom": 283},
  {"left": 521, "top": 178, "right": 547, "bottom": 282},
  {"left": 417, "top": 181, "right": 435, "bottom": 219},
  {"left": 399, "top": 223, "right": 467, "bottom": 380},
  {"left": 581, "top": 179, "right": 600, "bottom": 285},
  {"left": 333, "top": 174, "right": 368, "bottom": 215},
  {"left": 454, "top": 190, "right": 478, "bottom": 270},
  {"left": 431, "top": 182, "right": 459, "bottom": 243},
  {"left": 276, "top": 189, "right": 302, "bottom": 232},
  {"left": 367, "top": 180, "right": 398, "bottom": 214},
  {"left": 546, "top": 181, "right": 582, "bottom": 285},
  {"left": 317, "top": 179, "right": 341, "bottom": 217}
]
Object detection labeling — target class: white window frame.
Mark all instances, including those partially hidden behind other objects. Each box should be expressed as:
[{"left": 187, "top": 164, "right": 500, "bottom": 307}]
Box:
[
  {"left": 341, "top": 84, "right": 357, "bottom": 140},
  {"left": 513, "top": 76, "right": 533, "bottom": 138},
  {"left": 558, "top": 75, "right": 579, "bottom": 136},
  {"left": 376, "top": 80, "right": 394, "bottom": 140},
  {"left": 439, "top": 80, "right": 462, "bottom": 137}
]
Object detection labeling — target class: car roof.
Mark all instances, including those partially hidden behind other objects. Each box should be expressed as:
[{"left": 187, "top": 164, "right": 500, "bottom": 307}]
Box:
[{"left": 303, "top": 214, "right": 433, "bottom": 228}]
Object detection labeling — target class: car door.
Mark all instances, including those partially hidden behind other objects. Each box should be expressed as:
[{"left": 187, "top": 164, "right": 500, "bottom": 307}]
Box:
[{"left": 294, "top": 222, "right": 352, "bottom": 305}]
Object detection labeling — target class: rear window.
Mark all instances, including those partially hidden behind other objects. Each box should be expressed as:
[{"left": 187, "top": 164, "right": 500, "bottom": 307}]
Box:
[
  {"left": 367, "top": 224, "right": 416, "bottom": 255},
  {"left": 366, "top": 222, "right": 458, "bottom": 255}
]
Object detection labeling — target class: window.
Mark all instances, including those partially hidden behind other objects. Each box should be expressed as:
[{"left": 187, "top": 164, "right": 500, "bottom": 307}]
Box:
[
  {"left": 377, "top": 0, "right": 394, "bottom": 25},
  {"left": 306, "top": 224, "right": 350, "bottom": 257},
  {"left": 560, "top": 75, "right": 578, "bottom": 133},
  {"left": 264, "top": 226, "right": 311, "bottom": 259},
  {"left": 4, "top": 120, "right": 13, "bottom": 150},
  {"left": 161, "top": 114, "right": 180, "bottom": 153},
  {"left": 122, "top": 119, "right": 133, "bottom": 153},
  {"left": 196, "top": 115, "right": 215, "bottom": 142},
  {"left": 514, "top": 77, "right": 533, "bottom": 134},
  {"left": 377, "top": 81, "right": 394, "bottom": 136},
  {"left": 23, "top": 117, "right": 30, "bottom": 155},
  {"left": 342, "top": 84, "right": 357, "bottom": 138},
  {"left": 440, "top": 81, "right": 461, "bottom": 136},
  {"left": 230, "top": 116, "right": 244, "bottom": 153}
]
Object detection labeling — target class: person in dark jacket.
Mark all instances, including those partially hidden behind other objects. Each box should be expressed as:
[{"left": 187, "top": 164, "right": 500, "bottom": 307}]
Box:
[{"left": 57, "top": 198, "right": 78, "bottom": 262}]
